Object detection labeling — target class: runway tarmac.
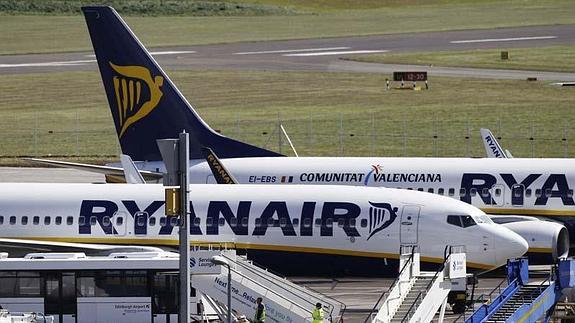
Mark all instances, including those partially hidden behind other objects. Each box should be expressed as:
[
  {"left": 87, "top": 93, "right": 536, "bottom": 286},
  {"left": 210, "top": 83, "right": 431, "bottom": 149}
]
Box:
[{"left": 2, "top": 24, "right": 575, "bottom": 80}]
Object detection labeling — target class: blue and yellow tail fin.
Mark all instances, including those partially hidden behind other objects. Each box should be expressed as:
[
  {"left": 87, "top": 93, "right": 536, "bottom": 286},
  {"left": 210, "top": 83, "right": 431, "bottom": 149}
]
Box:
[{"left": 82, "top": 6, "right": 282, "bottom": 160}]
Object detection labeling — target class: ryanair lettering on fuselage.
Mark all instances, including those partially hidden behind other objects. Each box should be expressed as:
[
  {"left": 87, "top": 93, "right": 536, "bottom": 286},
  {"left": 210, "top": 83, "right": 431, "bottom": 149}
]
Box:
[
  {"left": 78, "top": 200, "right": 397, "bottom": 239},
  {"left": 460, "top": 173, "right": 574, "bottom": 206}
]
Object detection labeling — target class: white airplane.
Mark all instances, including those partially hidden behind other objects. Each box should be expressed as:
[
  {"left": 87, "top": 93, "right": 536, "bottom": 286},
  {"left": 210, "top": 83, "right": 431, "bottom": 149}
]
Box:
[
  {"left": 0, "top": 182, "right": 528, "bottom": 275},
  {"left": 29, "top": 6, "right": 570, "bottom": 262},
  {"left": 480, "top": 128, "right": 513, "bottom": 158}
]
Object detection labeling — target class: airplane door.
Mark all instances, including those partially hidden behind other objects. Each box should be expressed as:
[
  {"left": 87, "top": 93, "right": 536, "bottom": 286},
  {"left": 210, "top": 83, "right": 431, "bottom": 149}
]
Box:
[
  {"left": 510, "top": 184, "right": 525, "bottom": 207},
  {"left": 135, "top": 211, "right": 149, "bottom": 235},
  {"left": 489, "top": 184, "right": 506, "bottom": 207},
  {"left": 113, "top": 211, "right": 127, "bottom": 236},
  {"left": 400, "top": 206, "right": 420, "bottom": 245}
]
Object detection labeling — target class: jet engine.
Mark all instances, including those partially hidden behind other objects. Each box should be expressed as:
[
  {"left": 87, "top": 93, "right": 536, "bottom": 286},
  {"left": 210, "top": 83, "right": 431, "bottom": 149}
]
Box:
[{"left": 489, "top": 215, "right": 569, "bottom": 262}]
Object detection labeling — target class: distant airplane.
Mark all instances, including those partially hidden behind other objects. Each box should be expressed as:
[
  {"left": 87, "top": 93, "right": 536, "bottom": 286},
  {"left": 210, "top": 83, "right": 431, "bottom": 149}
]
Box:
[
  {"left": 29, "top": 6, "right": 570, "bottom": 263},
  {"left": 0, "top": 181, "right": 528, "bottom": 275}
]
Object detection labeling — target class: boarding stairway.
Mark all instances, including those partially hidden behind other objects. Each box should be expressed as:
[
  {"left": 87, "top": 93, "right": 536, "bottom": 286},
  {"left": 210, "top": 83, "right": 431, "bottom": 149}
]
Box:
[
  {"left": 463, "top": 257, "right": 575, "bottom": 322},
  {"left": 192, "top": 250, "right": 345, "bottom": 323},
  {"left": 369, "top": 245, "right": 467, "bottom": 323}
]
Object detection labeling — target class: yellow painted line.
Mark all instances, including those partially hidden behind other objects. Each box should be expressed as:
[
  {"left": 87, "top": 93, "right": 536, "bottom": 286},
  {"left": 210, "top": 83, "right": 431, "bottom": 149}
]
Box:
[
  {"left": 518, "top": 294, "right": 548, "bottom": 322},
  {"left": 12, "top": 237, "right": 495, "bottom": 270},
  {"left": 482, "top": 208, "right": 575, "bottom": 217}
]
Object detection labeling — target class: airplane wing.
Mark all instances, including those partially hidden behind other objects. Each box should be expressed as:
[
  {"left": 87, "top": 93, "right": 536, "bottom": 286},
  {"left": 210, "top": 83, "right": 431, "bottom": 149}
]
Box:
[
  {"left": 23, "top": 158, "right": 163, "bottom": 182},
  {"left": 480, "top": 128, "right": 508, "bottom": 158},
  {"left": 0, "top": 238, "right": 169, "bottom": 257}
]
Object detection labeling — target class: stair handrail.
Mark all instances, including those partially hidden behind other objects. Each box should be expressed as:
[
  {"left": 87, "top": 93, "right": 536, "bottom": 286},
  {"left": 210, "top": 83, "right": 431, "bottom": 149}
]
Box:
[
  {"left": 517, "top": 276, "right": 551, "bottom": 310},
  {"left": 362, "top": 245, "right": 418, "bottom": 323},
  {"left": 221, "top": 253, "right": 341, "bottom": 318},
  {"left": 399, "top": 245, "right": 456, "bottom": 322}
]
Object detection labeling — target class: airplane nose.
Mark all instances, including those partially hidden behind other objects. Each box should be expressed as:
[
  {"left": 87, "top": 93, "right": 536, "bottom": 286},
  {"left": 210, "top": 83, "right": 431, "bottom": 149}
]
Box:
[{"left": 496, "top": 228, "right": 528, "bottom": 266}]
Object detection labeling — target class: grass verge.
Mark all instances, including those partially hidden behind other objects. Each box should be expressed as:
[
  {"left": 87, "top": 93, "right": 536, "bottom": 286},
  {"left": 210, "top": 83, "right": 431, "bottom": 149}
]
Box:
[
  {"left": 1, "top": 0, "right": 575, "bottom": 55},
  {"left": 346, "top": 46, "right": 575, "bottom": 73},
  {"left": 1, "top": 69, "right": 575, "bottom": 166}
]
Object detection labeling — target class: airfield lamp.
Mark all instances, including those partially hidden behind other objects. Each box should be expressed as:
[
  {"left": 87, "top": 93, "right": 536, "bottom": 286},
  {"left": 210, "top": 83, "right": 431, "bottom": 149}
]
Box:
[{"left": 211, "top": 255, "right": 232, "bottom": 323}]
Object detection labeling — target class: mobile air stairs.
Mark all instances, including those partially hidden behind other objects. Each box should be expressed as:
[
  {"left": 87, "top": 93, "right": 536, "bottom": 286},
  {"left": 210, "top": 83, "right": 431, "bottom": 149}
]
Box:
[
  {"left": 461, "top": 257, "right": 575, "bottom": 322},
  {"left": 192, "top": 250, "right": 345, "bottom": 322},
  {"left": 367, "top": 245, "right": 468, "bottom": 323}
]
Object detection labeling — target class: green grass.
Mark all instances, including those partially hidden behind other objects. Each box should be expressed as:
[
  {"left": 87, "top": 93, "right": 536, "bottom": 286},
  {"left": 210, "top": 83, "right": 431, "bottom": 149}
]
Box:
[
  {"left": 1, "top": 69, "right": 575, "bottom": 165},
  {"left": 1, "top": 0, "right": 575, "bottom": 55},
  {"left": 346, "top": 46, "right": 575, "bottom": 73}
]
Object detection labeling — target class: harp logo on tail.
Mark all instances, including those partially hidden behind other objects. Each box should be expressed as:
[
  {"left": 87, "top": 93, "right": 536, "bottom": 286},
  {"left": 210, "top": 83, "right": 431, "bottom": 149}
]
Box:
[
  {"left": 110, "top": 62, "right": 164, "bottom": 138},
  {"left": 367, "top": 202, "right": 398, "bottom": 240}
]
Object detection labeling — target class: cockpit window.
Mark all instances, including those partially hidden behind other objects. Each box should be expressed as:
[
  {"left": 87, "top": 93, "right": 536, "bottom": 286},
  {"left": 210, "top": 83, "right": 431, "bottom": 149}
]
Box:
[{"left": 447, "top": 215, "right": 477, "bottom": 228}]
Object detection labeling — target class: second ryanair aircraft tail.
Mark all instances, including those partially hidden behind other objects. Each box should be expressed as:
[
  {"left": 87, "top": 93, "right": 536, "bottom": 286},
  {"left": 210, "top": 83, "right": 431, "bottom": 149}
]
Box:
[{"left": 82, "top": 6, "right": 282, "bottom": 161}]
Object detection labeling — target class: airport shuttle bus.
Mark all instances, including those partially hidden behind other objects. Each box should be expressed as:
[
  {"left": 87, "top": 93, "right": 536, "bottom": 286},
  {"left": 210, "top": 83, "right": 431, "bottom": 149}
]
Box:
[{"left": 0, "top": 252, "right": 210, "bottom": 323}]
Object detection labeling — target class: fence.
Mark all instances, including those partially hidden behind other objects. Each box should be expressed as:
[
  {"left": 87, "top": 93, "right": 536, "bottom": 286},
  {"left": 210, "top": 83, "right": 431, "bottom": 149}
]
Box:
[{"left": 1, "top": 110, "right": 574, "bottom": 161}]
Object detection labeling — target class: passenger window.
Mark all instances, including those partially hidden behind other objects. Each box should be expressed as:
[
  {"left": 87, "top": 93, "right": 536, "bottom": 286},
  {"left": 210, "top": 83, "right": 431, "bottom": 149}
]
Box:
[
  {"left": 448, "top": 188, "right": 455, "bottom": 196},
  {"left": 350, "top": 218, "right": 356, "bottom": 227},
  {"left": 495, "top": 188, "right": 501, "bottom": 196},
  {"left": 33, "top": 216, "right": 39, "bottom": 225},
  {"left": 0, "top": 216, "right": 3, "bottom": 225},
  {"left": 461, "top": 215, "right": 477, "bottom": 228},
  {"left": 315, "top": 219, "right": 322, "bottom": 226},
  {"left": 21, "top": 217, "right": 28, "bottom": 225},
  {"left": 103, "top": 216, "right": 111, "bottom": 226},
  {"left": 535, "top": 189, "right": 542, "bottom": 197},
  {"left": 280, "top": 218, "right": 287, "bottom": 228},
  {"left": 241, "top": 217, "right": 248, "bottom": 227},
  {"left": 417, "top": 188, "right": 424, "bottom": 192},
  {"left": 360, "top": 219, "right": 368, "bottom": 228},
  {"left": 90, "top": 216, "right": 97, "bottom": 226},
  {"left": 459, "top": 188, "right": 466, "bottom": 196},
  {"left": 568, "top": 190, "right": 574, "bottom": 198},
  {"left": 447, "top": 215, "right": 462, "bottom": 227},
  {"left": 160, "top": 217, "right": 168, "bottom": 227},
  {"left": 230, "top": 217, "right": 237, "bottom": 226},
  {"left": 303, "top": 218, "right": 311, "bottom": 228},
  {"left": 438, "top": 188, "right": 444, "bottom": 195},
  {"left": 9, "top": 216, "right": 16, "bottom": 225},
  {"left": 525, "top": 189, "right": 532, "bottom": 197},
  {"left": 137, "top": 216, "right": 145, "bottom": 226},
  {"left": 55, "top": 216, "right": 62, "bottom": 225},
  {"left": 116, "top": 217, "right": 124, "bottom": 226},
  {"left": 251, "top": 218, "right": 257, "bottom": 227},
  {"left": 44, "top": 217, "right": 51, "bottom": 225},
  {"left": 79, "top": 216, "right": 85, "bottom": 226},
  {"left": 428, "top": 188, "right": 434, "bottom": 193},
  {"left": 292, "top": 218, "right": 299, "bottom": 227},
  {"left": 337, "top": 218, "right": 345, "bottom": 227},
  {"left": 66, "top": 216, "right": 73, "bottom": 225},
  {"left": 482, "top": 188, "right": 490, "bottom": 197},
  {"left": 149, "top": 217, "right": 156, "bottom": 226},
  {"left": 174, "top": 217, "right": 182, "bottom": 226},
  {"left": 545, "top": 188, "right": 552, "bottom": 196}
]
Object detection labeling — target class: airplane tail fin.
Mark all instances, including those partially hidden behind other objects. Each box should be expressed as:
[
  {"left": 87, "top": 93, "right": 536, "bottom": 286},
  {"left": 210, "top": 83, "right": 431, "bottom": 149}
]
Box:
[
  {"left": 81, "top": 6, "right": 282, "bottom": 161},
  {"left": 480, "top": 128, "right": 507, "bottom": 158}
]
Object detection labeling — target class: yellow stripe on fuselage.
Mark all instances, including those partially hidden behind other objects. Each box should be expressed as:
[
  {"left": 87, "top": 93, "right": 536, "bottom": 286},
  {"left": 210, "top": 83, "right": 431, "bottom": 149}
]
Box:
[
  {"left": 482, "top": 208, "right": 575, "bottom": 217},
  {"left": 14, "top": 237, "right": 495, "bottom": 270}
]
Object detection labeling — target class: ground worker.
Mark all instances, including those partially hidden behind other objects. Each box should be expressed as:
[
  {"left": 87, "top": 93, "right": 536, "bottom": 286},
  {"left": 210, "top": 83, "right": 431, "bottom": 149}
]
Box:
[
  {"left": 253, "top": 297, "right": 266, "bottom": 323},
  {"left": 312, "top": 302, "right": 324, "bottom": 323}
]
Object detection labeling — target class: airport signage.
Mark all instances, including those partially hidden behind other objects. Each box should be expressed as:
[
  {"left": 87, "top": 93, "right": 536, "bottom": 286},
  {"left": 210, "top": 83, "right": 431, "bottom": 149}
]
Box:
[
  {"left": 190, "top": 251, "right": 223, "bottom": 275},
  {"left": 448, "top": 253, "right": 466, "bottom": 279},
  {"left": 393, "top": 71, "right": 427, "bottom": 82}
]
